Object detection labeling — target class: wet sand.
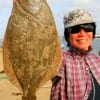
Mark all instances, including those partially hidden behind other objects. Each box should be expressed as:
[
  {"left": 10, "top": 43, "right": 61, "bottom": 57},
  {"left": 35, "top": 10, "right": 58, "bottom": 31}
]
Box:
[{"left": 0, "top": 48, "right": 52, "bottom": 100}]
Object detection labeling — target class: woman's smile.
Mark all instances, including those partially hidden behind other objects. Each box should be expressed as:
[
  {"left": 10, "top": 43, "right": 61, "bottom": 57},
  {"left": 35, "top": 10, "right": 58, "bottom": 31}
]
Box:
[{"left": 77, "top": 39, "right": 88, "bottom": 44}]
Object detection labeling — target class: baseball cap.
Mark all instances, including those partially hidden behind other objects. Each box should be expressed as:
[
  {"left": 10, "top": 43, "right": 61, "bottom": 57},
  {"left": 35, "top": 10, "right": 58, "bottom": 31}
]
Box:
[{"left": 64, "top": 9, "right": 95, "bottom": 28}]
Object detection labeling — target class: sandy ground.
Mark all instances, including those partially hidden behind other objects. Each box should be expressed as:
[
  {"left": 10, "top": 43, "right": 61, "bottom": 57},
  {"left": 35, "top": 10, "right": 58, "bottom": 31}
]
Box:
[{"left": 0, "top": 48, "right": 52, "bottom": 100}]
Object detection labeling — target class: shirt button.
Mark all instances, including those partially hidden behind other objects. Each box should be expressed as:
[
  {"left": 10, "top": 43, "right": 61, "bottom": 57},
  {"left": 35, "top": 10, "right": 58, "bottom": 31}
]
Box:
[
  {"left": 85, "top": 67, "right": 88, "bottom": 71},
  {"left": 84, "top": 95, "right": 88, "bottom": 99},
  {"left": 85, "top": 95, "right": 88, "bottom": 97}
]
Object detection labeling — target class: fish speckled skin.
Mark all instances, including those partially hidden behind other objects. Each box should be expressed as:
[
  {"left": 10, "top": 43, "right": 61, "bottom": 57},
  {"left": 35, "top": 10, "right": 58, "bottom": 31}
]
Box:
[{"left": 3, "top": 0, "right": 61, "bottom": 100}]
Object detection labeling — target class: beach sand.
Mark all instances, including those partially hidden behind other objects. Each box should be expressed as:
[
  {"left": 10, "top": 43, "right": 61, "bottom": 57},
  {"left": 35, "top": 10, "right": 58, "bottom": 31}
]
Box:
[{"left": 0, "top": 48, "right": 52, "bottom": 100}]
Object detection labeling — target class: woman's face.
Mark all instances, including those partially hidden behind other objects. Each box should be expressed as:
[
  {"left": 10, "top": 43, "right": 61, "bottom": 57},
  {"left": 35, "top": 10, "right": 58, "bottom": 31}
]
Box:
[{"left": 69, "top": 29, "right": 93, "bottom": 50}]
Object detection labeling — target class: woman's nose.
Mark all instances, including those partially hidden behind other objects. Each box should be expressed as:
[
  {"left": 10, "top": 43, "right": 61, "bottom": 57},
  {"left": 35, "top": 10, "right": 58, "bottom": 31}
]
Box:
[
  {"left": 78, "top": 29, "right": 87, "bottom": 37},
  {"left": 79, "top": 29, "right": 86, "bottom": 35}
]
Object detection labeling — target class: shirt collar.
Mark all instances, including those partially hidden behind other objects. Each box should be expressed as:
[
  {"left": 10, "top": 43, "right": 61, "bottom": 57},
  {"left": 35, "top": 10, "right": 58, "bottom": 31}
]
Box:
[{"left": 69, "top": 46, "right": 92, "bottom": 56}]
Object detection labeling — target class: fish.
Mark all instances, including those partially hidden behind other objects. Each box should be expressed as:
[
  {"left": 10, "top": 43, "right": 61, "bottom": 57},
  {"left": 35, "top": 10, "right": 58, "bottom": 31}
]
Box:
[{"left": 2, "top": 0, "right": 61, "bottom": 100}]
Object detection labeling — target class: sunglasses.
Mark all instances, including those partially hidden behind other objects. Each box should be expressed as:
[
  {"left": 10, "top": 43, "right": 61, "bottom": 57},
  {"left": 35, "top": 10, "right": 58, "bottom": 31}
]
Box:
[{"left": 68, "top": 24, "right": 94, "bottom": 34}]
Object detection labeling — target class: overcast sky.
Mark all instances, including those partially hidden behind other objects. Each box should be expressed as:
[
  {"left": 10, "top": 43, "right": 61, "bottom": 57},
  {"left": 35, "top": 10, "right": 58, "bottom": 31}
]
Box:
[{"left": 0, "top": 0, "right": 100, "bottom": 39}]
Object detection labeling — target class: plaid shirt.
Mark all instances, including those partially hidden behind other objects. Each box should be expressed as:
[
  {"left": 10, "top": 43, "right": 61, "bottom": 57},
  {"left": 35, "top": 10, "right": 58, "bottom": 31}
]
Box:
[{"left": 50, "top": 48, "right": 100, "bottom": 100}]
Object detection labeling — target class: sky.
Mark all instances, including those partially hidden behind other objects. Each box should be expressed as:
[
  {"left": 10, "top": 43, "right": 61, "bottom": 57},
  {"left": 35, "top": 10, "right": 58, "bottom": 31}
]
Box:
[{"left": 0, "top": 0, "right": 100, "bottom": 39}]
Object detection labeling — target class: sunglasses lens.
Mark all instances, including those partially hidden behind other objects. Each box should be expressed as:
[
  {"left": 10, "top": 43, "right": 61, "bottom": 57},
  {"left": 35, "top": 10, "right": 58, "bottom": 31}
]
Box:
[
  {"left": 68, "top": 24, "right": 94, "bottom": 34},
  {"left": 83, "top": 24, "right": 94, "bottom": 32},
  {"left": 69, "top": 26, "right": 80, "bottom": 34}
]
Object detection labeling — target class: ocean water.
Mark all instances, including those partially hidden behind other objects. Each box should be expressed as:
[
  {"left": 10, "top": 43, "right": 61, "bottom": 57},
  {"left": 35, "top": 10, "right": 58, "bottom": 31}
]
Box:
[{"left": 92, "top": 38, "right": 100, "bottom": 55}]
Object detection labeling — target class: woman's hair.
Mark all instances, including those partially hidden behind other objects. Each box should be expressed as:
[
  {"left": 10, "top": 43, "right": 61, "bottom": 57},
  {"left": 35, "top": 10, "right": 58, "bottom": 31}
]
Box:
[{"left": 64, "top": 23, "right": 96, "bottom": 47}]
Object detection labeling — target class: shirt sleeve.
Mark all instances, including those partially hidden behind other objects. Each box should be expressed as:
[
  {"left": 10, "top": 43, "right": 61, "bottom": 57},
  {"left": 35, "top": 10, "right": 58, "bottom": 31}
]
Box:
[{"left": 51, "top": 52, "right": 66, "bottom": 85}]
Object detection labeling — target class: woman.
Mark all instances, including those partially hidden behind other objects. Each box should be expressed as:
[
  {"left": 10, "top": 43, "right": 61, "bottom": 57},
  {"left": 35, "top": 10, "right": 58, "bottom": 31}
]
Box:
[{"left": 50, "top": 9, "right": 100, "bottom": 100}]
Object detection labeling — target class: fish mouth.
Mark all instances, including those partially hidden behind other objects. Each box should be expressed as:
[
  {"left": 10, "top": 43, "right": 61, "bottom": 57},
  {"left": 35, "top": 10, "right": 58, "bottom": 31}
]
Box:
[{"left": 15, "top": 0, "right": 43, "bottom": 14}]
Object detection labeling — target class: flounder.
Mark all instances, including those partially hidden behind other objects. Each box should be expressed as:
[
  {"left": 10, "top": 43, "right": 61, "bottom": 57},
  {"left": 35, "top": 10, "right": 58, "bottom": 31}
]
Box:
[{"left": 2, "top": 0, "right": 61, "bottom": 100}]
